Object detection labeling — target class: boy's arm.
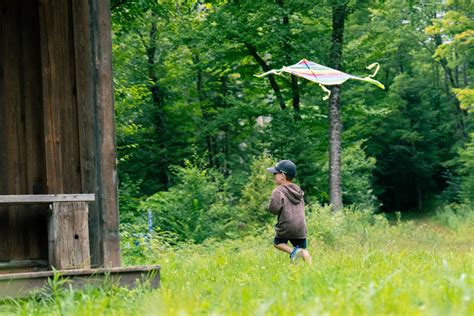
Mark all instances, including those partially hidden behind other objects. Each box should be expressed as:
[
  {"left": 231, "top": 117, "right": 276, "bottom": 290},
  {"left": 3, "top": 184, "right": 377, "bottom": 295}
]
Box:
[{"left": 268, "top": 189, "right": 283, "bottom": 215}]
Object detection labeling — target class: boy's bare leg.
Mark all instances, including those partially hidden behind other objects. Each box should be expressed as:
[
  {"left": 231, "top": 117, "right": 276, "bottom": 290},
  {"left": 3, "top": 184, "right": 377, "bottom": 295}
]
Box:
[
  {"left": 274, "top": 244, "right": 313, "bottom": 266},
  {"left": 273, "top": 243, "right": 293, "bottom": 254},
  {"left": 301, "top": 250, "right": 313, "bottom": 266}
]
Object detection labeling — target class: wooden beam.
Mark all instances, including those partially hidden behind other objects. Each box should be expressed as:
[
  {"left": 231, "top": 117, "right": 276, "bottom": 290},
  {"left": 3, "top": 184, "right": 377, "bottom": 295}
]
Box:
[
  {"left": 20, "top": 0, "right": 48, "bottom": 259},
  {"left": 0, "top": 194, "right": 95, "bottom": 204},
  {"left": 71, "top": 0, "right": 101, "bottom": 268},
  {"left": 0, "top": 265, "right": 161, "bottom": 298},
  {"left": 90, "top": 0, "right": 121, "bottom": 268}
]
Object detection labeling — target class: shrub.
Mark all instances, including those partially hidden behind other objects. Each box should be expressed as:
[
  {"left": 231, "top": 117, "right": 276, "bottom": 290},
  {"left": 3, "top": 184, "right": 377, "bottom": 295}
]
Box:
[
  {"left": 235, "top": 153, "right": 276, "bottom": 232},
  {"left": 306, "top": 204, "right": 389, "bottom": 247},
  {"left": 139, "top": 160, "right": 235, "bottom": 243},
  {"left": 319, "top": 141, "right": 379, "bottom": 209},
  {"left": 434, "top": 203, "right": 474, "bottom": 230},
  {"left": 119, "top": 175, "right": 144, "bottom": 225}
]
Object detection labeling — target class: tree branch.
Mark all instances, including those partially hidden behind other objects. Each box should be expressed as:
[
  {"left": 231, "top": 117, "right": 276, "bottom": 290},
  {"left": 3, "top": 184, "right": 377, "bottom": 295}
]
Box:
[{"left": 245, "top": 43, "right": 286, "bottom": 110}]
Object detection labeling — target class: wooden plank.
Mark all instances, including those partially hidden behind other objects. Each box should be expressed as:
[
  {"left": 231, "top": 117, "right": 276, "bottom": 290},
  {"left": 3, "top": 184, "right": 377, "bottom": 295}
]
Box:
[
  {"left": 0, "top": 260, "right": 48, "bottom": 270},
  {"left": 1, "top": 1, "right": 48, "bottom": 264},
  {"left": 59, "top": 0, "right": 82, "bottom": 194},
  {"left": 39, "top": 0, "right": 83, "bottom": 190},
  {"left": 39, "top": 0, "right": 83, "bottom": 195},
  {"left": 91, "top": 0, "right": 121, "bottom": 268},
  {"left": 0, "top": 207, "right": 9, "bottom": 261},
  {"left": 49, "top": 202, "right": 90, "bottom": 270},
  {"left": 0, "top": 194, "right": 95, "bottom": 204},
  {"left": 38, "top": 0, "right": 64, "bottom": 194},
  {"left": 21, "top": 0, "right": 48, "bottom": 261},
  {"left": 0, "top": 265, "right": 161, "bottom": 298},
  {"left": 72, "top": 0, "right": 101, "bottom": 267},
  {"left": 0, "top": 0, "right": 6, "bottom": 196},
  {"left": 21, "top": 0, "right": 45, "bottom": 195},
  {"left": 0, "top": 1, "right": 8, "bottom": 262},
  {"left": 4, "top": 0, "right": 28, "bottom": 261}
]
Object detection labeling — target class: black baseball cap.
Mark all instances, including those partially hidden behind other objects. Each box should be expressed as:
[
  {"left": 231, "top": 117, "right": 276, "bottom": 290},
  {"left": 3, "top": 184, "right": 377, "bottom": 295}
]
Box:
[{"left": 266, "top": 160, "right": 297, "bottom": 178}]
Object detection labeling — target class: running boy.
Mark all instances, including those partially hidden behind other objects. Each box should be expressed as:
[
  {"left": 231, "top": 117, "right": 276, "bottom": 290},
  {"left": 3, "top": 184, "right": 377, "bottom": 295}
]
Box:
[{"left": 267, "top": 160, "right": 312, "bottom": 265}]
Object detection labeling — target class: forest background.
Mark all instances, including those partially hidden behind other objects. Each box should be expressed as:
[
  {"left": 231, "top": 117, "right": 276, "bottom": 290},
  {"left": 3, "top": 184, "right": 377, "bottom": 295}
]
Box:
[
  {"left": 111, "top": 0, "right": 473, "bottom": 243},
  {"left": 0, "top": 0, "right": 472, "bottom": 314}
]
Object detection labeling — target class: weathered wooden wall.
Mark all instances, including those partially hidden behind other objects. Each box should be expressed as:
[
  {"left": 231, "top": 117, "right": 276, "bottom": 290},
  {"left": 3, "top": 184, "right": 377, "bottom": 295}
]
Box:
[
  {"left": 0, "top": 0, "right": 48, "bottom": 266},
  {"left": 0, "top": 0, "right": 120, "bottom": 271}
]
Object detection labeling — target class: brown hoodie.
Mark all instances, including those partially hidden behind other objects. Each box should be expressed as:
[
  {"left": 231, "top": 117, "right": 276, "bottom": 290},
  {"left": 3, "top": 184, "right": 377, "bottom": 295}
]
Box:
[{"left": 268, "top": 183, "right": 307, "bottom": 239}]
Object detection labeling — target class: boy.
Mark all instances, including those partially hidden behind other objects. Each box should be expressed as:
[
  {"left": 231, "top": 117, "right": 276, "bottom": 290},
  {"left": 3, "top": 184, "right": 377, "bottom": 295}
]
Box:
[{"left": 267, "top": 160, "right": 312, "bottom": 265}]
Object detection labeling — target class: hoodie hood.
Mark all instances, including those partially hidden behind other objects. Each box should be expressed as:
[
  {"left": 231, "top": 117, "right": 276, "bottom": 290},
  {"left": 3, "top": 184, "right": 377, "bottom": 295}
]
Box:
[{"left": 278, "top": 184, "right": 304, "bottom": 204}]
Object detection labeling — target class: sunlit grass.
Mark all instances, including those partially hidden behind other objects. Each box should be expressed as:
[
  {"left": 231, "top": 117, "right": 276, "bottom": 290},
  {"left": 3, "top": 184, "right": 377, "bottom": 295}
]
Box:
[
  {"left": 1, "top": 207, "right": 473, "bottom": 315},
  {"left": 141, "top": 226, "right": 473, "bottom": 315}
]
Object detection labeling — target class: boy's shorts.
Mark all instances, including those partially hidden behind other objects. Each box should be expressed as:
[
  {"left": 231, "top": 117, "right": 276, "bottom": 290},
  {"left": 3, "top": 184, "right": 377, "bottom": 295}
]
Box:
[{"left": 273, "top": 237, "right": 307, "bottom": 249}]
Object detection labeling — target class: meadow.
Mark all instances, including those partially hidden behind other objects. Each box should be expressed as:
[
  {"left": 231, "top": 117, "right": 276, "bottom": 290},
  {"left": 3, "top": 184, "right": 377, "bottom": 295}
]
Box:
[{"left": 1, "top": 205, "right": 473, "bottom": 315}]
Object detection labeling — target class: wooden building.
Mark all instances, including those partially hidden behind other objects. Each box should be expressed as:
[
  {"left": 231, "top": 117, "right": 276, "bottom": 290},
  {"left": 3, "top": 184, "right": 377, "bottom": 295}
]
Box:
[{"left": 0, "top": 0, "right": 121, "bottom": 273}]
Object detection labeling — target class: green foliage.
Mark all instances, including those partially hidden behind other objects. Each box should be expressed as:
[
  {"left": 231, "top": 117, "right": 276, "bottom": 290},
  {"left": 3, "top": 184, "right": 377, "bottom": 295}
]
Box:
[
  {"left": 342, "top": 141, "right": 378, "bottom": 208},
  {"left": 139, "top": 160, "right": 235, "bottom": 243},
  {"left": 119, "top": 175, "right": 144, "bottom": 225},
  {"left": 458, "top": 132, "right": 474, "bottom": 204},
  {"left": 454, "top": 88, "right": 474, "bottom": 113},
  {"left": 111, "top": 0, "right": 473, "bottom": 216},
  {"left": 120, "top": 223, "right": 180, "bottom": 265},
  {"left": 235, "top": 153, "right": 277, "bottom": 231},
  {"left": 425, "top": 9, "right": 474, "bottom": 69},
  {"left": 434, "top": 203, "right": 474, "bottom": 230}
]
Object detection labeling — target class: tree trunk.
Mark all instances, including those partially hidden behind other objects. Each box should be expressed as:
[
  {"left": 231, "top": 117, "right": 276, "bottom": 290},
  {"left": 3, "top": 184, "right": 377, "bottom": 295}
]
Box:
[
  {"left": 416, "top": 182, "right": 422, "bottom": 210},
  {"left": 432, "top": 35, "right": 467, "bottom": 140},
  {"left": 276, "top": 0, "right": 300, "bottom": 118},
  {"left": 192, "top": 53, "right": 215, "bottom": 168},
  {"left": 146, "top": 9, "right": 169, "bottom": 187},
  {"left": 328, "top": 85, "right": 343, "bottom": 211},
  {"left": 328, "top": 2, "right": 347, "bottom": 212}
]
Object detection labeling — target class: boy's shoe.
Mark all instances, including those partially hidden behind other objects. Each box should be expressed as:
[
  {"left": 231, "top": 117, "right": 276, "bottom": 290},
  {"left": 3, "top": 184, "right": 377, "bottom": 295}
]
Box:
[{"left": 290, "top": 247, "right": 303, "bottom": 262}]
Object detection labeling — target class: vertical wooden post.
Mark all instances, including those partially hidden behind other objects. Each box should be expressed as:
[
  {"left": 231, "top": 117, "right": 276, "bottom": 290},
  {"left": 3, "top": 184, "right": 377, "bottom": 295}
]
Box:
[
  {"left": 71, "top": 0, "right": 101, "bottom": 268},
  {"left": 48, "top": 202, "right": 90, "bottom": 270},
  {"left": 90, "top": 0, "right": 121, "bottom": 267}
]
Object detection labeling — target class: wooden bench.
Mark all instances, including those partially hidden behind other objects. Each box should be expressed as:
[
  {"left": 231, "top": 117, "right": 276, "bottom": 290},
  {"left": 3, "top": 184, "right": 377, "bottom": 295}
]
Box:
[{"left": 0, "top": 194, "right": 95, "bottom": 270}]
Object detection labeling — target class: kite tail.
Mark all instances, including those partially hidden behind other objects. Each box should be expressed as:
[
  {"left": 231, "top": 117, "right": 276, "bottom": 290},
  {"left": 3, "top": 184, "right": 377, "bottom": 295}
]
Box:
[
  {"left": 254, "top": 69, "right": 284, "bottom": 77},
  {"left": 319, "top": 84, "right": 331, "bottom": 101},
  {"left": 351, "top": 76, "right": 385, "bottom": 89},
  {"left": 366, "top": 62, "right": 380, "bottom": 78},
  {"left": 356, "top": 62, "right": 385, "bottom": 89}
]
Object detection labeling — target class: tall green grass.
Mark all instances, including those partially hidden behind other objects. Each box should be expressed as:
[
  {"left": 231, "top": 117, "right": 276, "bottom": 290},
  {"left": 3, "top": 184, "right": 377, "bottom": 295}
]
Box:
[{"left": 1, "top": 206, "right": 473, "bottom": 315}]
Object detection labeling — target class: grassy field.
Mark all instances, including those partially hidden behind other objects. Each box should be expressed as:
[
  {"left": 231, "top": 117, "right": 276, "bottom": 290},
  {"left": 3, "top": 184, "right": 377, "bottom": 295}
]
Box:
[{"left": 1, "top": 206, "right": 473, "bottom": 315}]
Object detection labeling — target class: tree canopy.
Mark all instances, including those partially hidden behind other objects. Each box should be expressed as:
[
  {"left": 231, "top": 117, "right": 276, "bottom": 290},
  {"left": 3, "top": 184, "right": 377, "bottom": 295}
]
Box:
[{"left": 111, "top": 0, "right": 473, "bottom": 238}]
